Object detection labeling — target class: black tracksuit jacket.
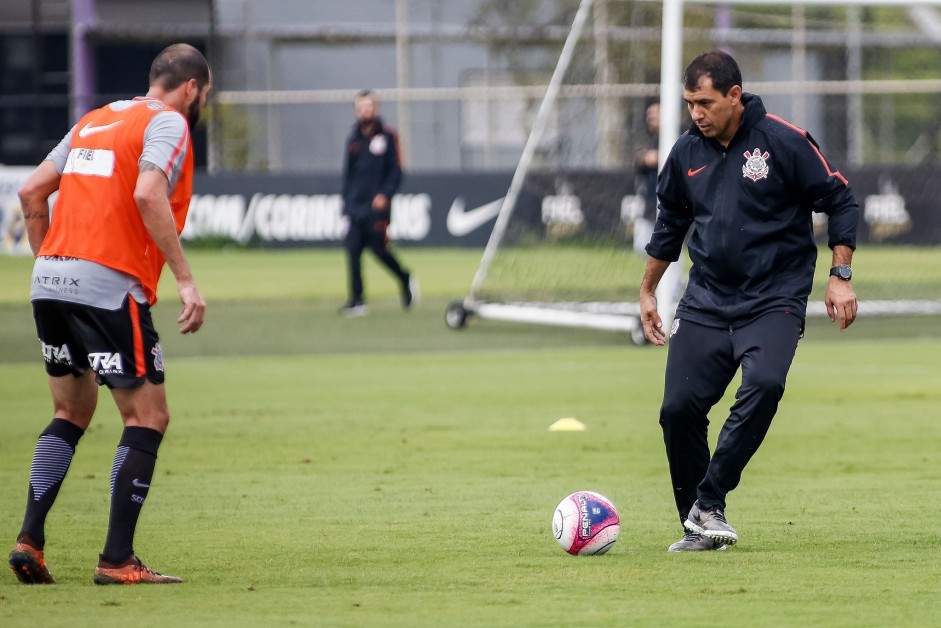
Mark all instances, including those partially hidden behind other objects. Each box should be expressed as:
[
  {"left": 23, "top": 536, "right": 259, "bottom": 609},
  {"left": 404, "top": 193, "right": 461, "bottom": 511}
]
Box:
[
  {"left": 646, "top": 93, "right": 859, "bottom": 328},
  {"left": 341, "top": 118, "right": 402, "bottom": 221}
]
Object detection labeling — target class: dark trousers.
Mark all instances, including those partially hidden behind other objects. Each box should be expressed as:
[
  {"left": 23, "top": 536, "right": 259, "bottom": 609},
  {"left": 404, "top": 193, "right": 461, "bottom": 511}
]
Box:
[
  {"left": 659, "top": 312, "right": 802, "bottom": 524},
  {"left": 344, "top": 216, "right": 408, "bottom": 302}
]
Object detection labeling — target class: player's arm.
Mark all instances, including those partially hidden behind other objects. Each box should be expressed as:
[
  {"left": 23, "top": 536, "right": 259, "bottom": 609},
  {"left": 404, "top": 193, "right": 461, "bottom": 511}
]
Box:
[
  {"left": 19, "top": 125, "right": 73, "bottom": 255},
  {"left": 134, "top": 162, "right": 205, "bottom": 334},
  {"left": 18, "top": 161, "right": 61, "bottom": 255}
]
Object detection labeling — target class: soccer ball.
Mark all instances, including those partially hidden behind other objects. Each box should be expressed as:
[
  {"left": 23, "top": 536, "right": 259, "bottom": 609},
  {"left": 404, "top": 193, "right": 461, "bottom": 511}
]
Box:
[{"left": 552, "top": 491, "right": 620, "bottom": 555}]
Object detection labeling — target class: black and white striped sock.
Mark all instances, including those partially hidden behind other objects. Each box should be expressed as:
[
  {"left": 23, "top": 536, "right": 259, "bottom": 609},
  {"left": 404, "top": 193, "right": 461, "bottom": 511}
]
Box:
[
  {"left": 19, "top": 418, "right": 85, "bottom": 548},
  {"left": 101, "top": 426, "right": 163, "bottom": 565}
]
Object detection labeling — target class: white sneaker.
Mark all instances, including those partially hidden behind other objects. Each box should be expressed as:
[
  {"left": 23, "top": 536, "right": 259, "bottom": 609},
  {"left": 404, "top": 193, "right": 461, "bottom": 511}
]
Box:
[
  {"left": 684, "top": 501, "right": 738, "bottom": 546},
  {"left": 667, "top": 530, "right": 728, "bottom": 552},
  {"left": 339, "top": 301, "right": 368, "bottom": 317}
]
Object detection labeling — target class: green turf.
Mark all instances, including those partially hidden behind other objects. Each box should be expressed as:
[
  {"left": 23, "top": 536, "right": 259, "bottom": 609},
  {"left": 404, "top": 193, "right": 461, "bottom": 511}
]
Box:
[
  {"left": 1, "top": 247, "right": 941, "bottom": 626},
  {"left": 480, "top": 243, "right": 941, "bottom": 303}
]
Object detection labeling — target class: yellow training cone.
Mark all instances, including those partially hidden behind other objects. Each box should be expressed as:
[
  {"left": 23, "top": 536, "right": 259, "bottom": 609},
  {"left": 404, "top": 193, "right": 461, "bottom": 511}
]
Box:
[{"left": 549, "top": 417, "right": 586, "bottom": 432}]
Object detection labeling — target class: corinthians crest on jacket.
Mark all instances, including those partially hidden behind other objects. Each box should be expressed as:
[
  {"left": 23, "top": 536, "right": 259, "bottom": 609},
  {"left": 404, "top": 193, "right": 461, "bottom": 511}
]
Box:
[{"left": 742, "top": 148, "right": 770, "bottom": 181}]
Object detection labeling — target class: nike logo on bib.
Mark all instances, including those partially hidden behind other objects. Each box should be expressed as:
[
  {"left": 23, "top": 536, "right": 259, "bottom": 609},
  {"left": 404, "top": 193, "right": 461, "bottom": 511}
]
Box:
[
  {"left": 446, "top": 197, "right": 503, "bottom": 237},
  {"left": 78, "top": 121, "right": 124, "bottom": 138}
]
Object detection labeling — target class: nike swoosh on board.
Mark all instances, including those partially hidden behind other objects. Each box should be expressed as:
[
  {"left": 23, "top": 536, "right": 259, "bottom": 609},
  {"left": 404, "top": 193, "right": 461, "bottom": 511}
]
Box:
[
  {"left": 687, "top": 166, "right": 707, "bottom": 177},
  {"left": 78, "top": 120, "right": 124, "bottom": 138},
  {"left": 446, "top": 198, "right": 504, "bottom": 237}
]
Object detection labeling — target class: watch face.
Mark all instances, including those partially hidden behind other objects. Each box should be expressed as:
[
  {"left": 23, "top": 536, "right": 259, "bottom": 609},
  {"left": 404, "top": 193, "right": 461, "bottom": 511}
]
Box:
[{"left": 832, "top": 265, "right": 852, "bottom": 280}]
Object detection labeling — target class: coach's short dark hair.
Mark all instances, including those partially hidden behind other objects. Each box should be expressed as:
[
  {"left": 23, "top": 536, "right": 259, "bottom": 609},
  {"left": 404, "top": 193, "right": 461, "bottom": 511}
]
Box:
[
  {"left": 355, "top": 89, "right": 375, "bottom": 101},
  {"left": 683, "top": 50, "right": 742, "bottom": 96},
  {"left": 149, "top": 43, "right": 210, "bottom": 92}
]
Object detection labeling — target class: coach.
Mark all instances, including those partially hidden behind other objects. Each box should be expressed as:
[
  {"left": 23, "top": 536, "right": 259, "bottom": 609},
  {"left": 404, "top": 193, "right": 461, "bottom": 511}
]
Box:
[{"left": 639, "top": 51, "right": 859, "bottom": 552}]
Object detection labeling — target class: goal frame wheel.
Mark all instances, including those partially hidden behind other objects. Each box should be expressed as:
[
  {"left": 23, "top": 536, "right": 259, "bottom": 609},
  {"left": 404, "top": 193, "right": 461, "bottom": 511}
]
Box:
[{"left": 445, "top": 300, "right": 470, "bottom": 329}]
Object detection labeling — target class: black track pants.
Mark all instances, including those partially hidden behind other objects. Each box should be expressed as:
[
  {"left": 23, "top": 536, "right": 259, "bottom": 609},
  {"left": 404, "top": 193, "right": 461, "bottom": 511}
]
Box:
[
  {"left": 344, "top": 217, "right": 408, "bottom": 302},
  {"left": 659, "top": 312, "right": 802, "bottom": 524}
]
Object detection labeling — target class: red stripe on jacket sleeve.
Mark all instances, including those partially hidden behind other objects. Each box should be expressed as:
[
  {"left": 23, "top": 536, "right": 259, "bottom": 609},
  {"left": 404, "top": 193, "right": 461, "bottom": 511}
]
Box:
[{"left": 766, "top": 113, "right": 848, "bottom": 186}]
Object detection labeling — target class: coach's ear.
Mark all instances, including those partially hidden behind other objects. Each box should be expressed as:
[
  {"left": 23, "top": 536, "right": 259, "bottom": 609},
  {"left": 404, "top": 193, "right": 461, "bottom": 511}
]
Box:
[{"left": 728, "top": 85, "right": 742, "bottom": 106}]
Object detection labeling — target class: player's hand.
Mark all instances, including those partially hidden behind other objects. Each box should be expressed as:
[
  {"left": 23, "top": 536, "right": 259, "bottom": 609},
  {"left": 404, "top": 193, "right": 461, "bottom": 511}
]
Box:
[
  {"left": 825, "top": 277, "right": 857, "bottom": 331},
  {"left": 177, "top": 279, "right": 206, "bottom": 334},
  {"left": 640, "top": 292, "right": 666, "bottom": 346}
]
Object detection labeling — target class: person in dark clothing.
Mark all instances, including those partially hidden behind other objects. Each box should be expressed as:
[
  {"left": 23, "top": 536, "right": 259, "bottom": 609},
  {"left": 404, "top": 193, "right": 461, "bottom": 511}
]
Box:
[
  {"left": 634, "top": 98, "right": 682, "bottom": 323},
  {"left": 339, "top": 90, "right": 417, "bottom": 317},
  {"left": 633, "top": 98, "right": 660, "bottom": 255},
  {"left": 639, "top": 51, "right": 859, "bottom": 552}
]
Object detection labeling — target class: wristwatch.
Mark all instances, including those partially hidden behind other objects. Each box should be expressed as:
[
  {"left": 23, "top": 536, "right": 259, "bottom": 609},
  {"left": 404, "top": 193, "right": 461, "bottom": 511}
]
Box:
[{"left": 829, "top": 264, "right": 852, "bottom": 281}]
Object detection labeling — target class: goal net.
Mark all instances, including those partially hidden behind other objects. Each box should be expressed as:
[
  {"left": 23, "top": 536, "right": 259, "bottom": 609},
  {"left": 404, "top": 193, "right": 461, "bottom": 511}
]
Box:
[
  {"left": 448, "top": 0, "right": 941, "bottom": 341},
  {"left": 448, "top": 0, "right": 653, "bottom": 343}
]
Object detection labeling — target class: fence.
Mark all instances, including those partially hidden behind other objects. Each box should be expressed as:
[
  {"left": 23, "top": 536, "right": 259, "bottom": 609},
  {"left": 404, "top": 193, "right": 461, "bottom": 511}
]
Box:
[{"left": 207, "top": 2, "right": 941, "bottom": 175}]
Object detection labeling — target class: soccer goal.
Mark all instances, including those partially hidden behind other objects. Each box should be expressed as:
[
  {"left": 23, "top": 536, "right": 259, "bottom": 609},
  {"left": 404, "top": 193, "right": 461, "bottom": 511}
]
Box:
[
  {"left": 446, "top": 0, "right": 941, "bottom": 341},
  {"left": 445, "top": 0, "right": 653, "bottom": 345}
]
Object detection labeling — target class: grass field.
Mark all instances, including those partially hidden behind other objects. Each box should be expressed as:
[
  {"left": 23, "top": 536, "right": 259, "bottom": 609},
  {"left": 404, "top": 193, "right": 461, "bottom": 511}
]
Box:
[{"left": 1, "top": 247, "right": 940, "bottom": 627}]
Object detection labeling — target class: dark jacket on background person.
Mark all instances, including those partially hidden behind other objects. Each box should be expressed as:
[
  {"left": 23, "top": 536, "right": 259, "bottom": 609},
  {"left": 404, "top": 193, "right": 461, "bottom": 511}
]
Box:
[
  {"left": 646, "top": 93, "right": 859, "bottom": 328},
  {"left": 635, "top": 138, "right": 659, "bottom": 222},
  {"left": 341, "top": 117, "right": 402, "bottom": 221}
]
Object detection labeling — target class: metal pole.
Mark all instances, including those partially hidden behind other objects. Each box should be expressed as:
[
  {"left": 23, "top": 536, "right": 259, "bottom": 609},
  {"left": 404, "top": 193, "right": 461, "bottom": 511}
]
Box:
[
  {"left": 30, "top": 0, "right": 43, "bottom": 156},
  {"left": 593, "top": 0, "right": 619, "bottom": 167},
  {"left": 792, "top": 6, "right": 807, "bottom": 126},
  {"left": 656, "top": 0, "right": 686, "bottom": 325},
  {"left": 265, "top": 41, "right": 282, "bottom": 171},
  {"left": 659, "top": 0, "right": 684, "bottom": 167},
  {"left": 207, "top": 0, "right": 219, "bottom": 174},
  {"left": 71, "top": 0, "right": 97, "bottom": 123},
  {"left": 395, "top": 0, "right": 411, "bottom": 164},
  {"left": 847, "top": 6, "right": 865, "bottom": 166}
]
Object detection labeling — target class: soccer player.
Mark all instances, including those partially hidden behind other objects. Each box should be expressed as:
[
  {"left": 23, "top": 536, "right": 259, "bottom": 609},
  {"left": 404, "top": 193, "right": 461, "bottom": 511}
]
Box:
[
  {"left": 639, "top": 51, "right": 859, "bottom": 552},
  {"left": 9, "top": 43, "right": 211, "bottom": 584},
  {"left": 338, "top": 89, "right": 417, "bottom": 317}
]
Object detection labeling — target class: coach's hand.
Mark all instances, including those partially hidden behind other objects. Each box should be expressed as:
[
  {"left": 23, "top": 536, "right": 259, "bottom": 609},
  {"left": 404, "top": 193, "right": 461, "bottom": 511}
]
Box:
[
  {"left": 640, "top": 292, "right": 666, "bottom": 346},
  {"left": 825, "top": 276, "right": 857, "bottom": 331},
  {"left": 177, "top": 279, "right": 206, "bottom": 334}
]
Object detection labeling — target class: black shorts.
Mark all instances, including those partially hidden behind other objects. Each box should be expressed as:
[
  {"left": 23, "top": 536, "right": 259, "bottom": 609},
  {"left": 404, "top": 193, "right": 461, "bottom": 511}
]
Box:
[{"left": 32, "top": 295, "right": 165, "bottom": 388}]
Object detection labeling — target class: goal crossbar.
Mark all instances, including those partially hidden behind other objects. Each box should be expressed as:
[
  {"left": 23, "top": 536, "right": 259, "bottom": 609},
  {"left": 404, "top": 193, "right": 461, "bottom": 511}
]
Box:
[{"left": 658, "top": 0, "right": 941, "bottom": 163}]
